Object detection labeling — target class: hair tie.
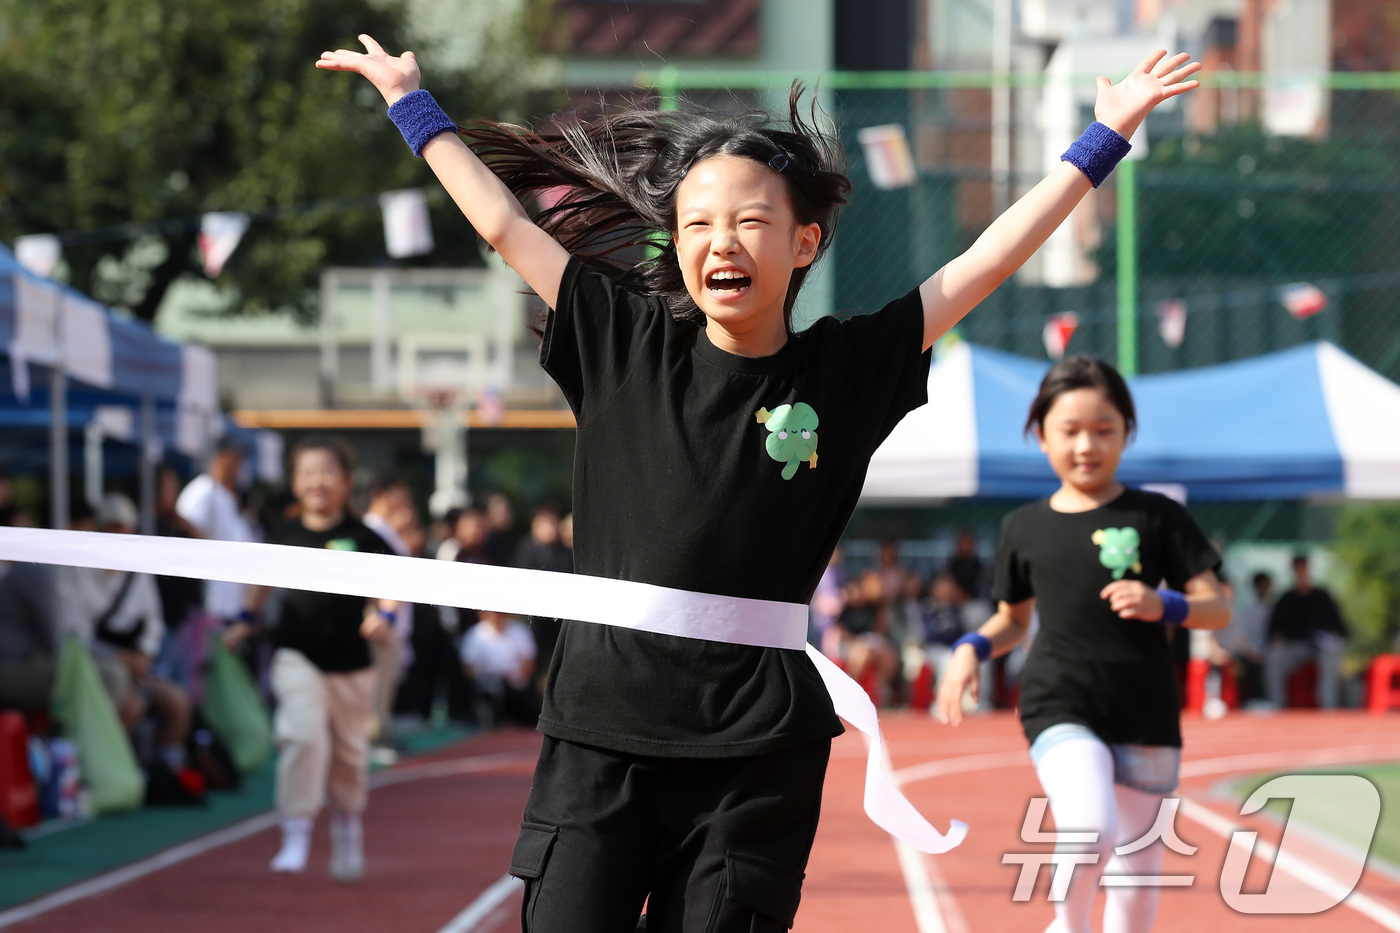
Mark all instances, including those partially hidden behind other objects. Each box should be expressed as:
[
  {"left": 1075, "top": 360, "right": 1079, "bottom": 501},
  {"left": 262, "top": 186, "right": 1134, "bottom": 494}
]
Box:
[{"left": 768, "top": 152, "right": 792, "bottom": 173}]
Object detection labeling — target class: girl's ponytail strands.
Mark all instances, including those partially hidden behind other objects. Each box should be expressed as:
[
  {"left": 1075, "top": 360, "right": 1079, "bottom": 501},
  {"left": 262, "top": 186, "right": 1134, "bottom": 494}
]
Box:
[{"left": 388, "top": 90, "right": 458, "bottom": 157}]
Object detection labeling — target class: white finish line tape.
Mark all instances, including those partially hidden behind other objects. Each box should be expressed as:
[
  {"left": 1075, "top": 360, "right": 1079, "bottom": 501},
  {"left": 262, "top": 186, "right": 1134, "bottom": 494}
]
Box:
[{"left": 0, "top": 527, "right": 967, "bottom": 855}]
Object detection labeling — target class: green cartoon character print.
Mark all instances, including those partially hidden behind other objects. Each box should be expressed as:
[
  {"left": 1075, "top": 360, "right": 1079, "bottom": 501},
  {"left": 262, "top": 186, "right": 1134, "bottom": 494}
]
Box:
[
  {"left": 1092, "top": 527, "right": 1142, "bottom": 580},
  {"left": 755, "top": 403, "right": 819, "bottom": 480}
]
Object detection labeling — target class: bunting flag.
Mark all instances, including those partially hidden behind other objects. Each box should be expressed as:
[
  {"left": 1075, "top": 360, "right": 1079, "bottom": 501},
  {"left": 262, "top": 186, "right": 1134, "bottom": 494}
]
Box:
[
  {"left": 856, "top": 124, "right": 917, "bottom": 190},
  {"left": 380, "top": 189, "right": 435, "bottom": 258},
  {"left": 1042, "top": 311, "right": 1079, "bottom": 360},
  {"left": 15, "top": 234, "right": 62, "bottom": 279},
  {"left": 1157, "top": 299, "right": 1188, "bottom": 349},
  {"left": 1279, "top": 282, "right": 1327, "bottom": 319},
  {"left": 198, "top": 212, "right": 250, "bottom": 278}
]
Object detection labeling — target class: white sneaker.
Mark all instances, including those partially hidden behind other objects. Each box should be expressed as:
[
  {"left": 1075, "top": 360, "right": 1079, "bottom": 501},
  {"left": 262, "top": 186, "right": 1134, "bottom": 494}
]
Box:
[
  {"left": 329, "top": 811, "right": 364, "bottom": 883},
  {"left": 270, "top": 818, "right": 312, "bottom": 873}
]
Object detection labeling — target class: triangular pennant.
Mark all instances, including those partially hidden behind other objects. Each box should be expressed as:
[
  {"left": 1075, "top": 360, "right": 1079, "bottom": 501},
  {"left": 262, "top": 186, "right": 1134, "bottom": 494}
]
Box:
[
  {"left": 198, "top": 212, "right": 250, "bottom": 278},
  {"left": 856, "top": 124, "right": 917, "bottom": 190},
  {"left": 15, "top": 234, "right": 62, "bottom": 278},
  {"left": 379, "top": 189, "right": 435, "bottom": 259},
  {"left": 1279, "top": 282, "right": 1327, "bottom": 319},
  {"left": 1042, "top": 311, "right": 1079, "bottom": 360},
  {"left": 1157, "top": 299, "right": 1187, "bottom": 348}
]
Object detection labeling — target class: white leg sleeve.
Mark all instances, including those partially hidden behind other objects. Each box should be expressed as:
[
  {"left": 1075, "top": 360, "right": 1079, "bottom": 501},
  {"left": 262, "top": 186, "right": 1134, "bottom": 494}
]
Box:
[
  {"left": 1033, "top": 736, "right": 1119, "bottom": 933},
  {"left": 1102, "top": 784, "right": 1168, "bottom": 933}
]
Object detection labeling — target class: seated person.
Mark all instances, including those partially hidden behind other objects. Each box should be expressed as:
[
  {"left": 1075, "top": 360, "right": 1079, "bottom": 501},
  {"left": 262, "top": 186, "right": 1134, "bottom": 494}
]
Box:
[
  {"left": 834, "top": 568, "right": 899, "bottom": 704},
  {"left": 59, "top": 494, "right": 193, "bottom": 777},
  {"left": 920, "top": 573, "right": 994, "bottom": 713},
  {"left": 460, "top": 610, "right": 541, "bottom": 726},
  {"left": 0, "top": 561, "right": 60, "bottom": 711}
]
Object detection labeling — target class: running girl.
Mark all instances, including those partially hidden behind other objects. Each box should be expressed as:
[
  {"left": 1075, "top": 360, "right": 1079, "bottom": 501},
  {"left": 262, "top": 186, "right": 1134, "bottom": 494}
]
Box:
[
  {"left": 319, "top": 37, "right": 1199, "bottom": 932},
  {"left": 937, "top": 357, "right": 1230, "bottom": 933},
  {"left": 242, "top": 437, "right": 397, "bottom": 881}
]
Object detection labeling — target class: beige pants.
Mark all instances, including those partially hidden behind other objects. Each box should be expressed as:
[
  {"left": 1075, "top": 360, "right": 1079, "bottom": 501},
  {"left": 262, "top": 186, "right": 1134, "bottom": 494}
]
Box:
[
  {"left": 370, "top": 637, "right": 401, "bottom": 743},
  {"left": 271, "top": 649, "right": 376, "bottom": 820}
]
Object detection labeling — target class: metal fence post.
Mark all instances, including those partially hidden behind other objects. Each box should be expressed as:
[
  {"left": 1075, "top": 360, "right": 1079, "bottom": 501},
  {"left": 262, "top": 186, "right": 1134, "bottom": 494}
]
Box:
[{"left": 1116, "top": 159, "right": 1138, "bottom": 376}]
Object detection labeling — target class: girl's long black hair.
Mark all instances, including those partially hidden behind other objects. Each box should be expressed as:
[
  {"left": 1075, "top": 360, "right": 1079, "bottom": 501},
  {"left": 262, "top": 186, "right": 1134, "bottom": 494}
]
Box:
[{"left": 463, "top": 84, "right": 851, "bottom": 328}]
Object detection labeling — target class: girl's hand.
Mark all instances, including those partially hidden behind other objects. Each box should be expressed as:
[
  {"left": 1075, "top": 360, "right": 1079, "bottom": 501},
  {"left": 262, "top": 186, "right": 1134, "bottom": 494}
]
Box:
[
  {"left": 934, "top": 645, "right": 981, "bottom": 727},
  {"left": 1094, "top": 50, "right": 1202, "bottom": 140},
  {"left": 1100, "top": 580, "right": 1164, "bottom": 621},
  {"left": 316, "top": 34, "right": 422, "bottom": 107}
]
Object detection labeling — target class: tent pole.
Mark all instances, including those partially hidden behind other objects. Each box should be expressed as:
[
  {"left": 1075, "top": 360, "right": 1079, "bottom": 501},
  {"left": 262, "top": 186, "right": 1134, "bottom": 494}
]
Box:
[
  {"left": 139, "top": 394, "right": 156, "bottom": 535},
  {"left": 48, "top": 368, "right": 68, "bottom": 529}
]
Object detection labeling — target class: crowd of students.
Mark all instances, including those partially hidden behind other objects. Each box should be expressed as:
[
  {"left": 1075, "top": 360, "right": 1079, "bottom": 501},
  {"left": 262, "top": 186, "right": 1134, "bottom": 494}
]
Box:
[{"left": 0, "top": 437, "right": 570, "bottom": 869}]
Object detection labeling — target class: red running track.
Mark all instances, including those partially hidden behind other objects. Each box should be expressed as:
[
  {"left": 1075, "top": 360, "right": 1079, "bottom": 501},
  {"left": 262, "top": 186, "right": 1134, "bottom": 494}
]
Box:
[{"left": 3, "top": 712, "right": 1398, "bottom": 932}]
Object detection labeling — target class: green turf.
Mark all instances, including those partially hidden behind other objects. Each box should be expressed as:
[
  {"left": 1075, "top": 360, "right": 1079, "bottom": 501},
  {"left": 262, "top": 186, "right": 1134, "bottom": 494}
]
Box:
[
  {"left": 1229, "top": 763, "right": 1400, "bottom": 870},
  {"left": 0, "top": 723, "right": 478, "bottom": 912}
]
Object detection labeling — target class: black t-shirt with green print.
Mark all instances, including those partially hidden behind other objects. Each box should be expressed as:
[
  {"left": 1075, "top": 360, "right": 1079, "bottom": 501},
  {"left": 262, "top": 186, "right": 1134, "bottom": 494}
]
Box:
[
  {"left": 538, "top": 256, "right": 931, "bottom": 757},
  {"left": 992, "top": 488, "right": 1221, "bottom": 749},
  {"left": 267, "top": 515, "right": 393, "bottom": 673}
]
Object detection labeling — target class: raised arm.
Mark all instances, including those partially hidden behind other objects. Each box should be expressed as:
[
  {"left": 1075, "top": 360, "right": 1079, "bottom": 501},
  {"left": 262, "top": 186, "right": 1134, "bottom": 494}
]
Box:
[
  {"left": 918, "top": 50, "right": 1201, "bottom": 350},
  {"left": 316, "top": 36, "right": 571, "bottom": 308}
]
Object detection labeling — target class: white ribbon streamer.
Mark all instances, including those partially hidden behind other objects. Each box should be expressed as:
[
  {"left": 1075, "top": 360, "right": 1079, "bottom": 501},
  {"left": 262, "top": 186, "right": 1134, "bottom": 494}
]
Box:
[{"left": 0, "top": 526, "right": 967, "bottom": 854}]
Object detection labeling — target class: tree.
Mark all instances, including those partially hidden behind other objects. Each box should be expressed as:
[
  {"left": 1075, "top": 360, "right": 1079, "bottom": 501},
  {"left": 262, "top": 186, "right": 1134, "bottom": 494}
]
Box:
[
  {"left": 1333, "top": 503, "right": 1400, "bottom": 657},
  {"left": 0, "top": 0, "right": 542, "bottom": 322}
]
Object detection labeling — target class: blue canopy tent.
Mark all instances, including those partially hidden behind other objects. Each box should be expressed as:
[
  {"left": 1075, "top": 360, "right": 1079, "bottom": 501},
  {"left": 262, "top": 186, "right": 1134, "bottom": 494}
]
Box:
[
  {"left": 863, "top": 341, "right": 1400, "bottom": 503},
  {"left": 0, "top": 245, "right": 224, "bottom": 527}
]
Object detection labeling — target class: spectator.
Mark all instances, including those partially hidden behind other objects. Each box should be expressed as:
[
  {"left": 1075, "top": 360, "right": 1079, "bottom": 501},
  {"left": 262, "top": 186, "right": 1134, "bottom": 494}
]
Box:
[
  {"left": 1266, "top": 555, "right": 1348, "bottom": 709},
  {"left": 919, "top": 574, "right": 994, "bottom": 712},
  {"left": 947, "top": 530, "right": 986, "bottom": 601},
  {"left": 361, "top": 474, "right": 416, "bottom": 756},
  {"left": 0, "top": 561, "right": 60, "bottom": 712},
  {"left": 244, "top": 437, "right": 397, "bottom": 879},
  {"left": 811, "top": 548, "right": 847, "bottom": 655},
  {"left": 513, "top": 506, "right": 573, "bottom": 678},
  {"left": 452, "top": 506, "right": 493, "bottom": 565},
  {"left": 393, "top": 507, "right": 473, "bottom": 727},
  {"left": 481, "top": 492, "right": 515, "bottom": 566},
  {"left": 876, "top": 541, "right": 907, "bottom": 616},
  {"left": 840, "top": 569, "right": 899, "bottom": 704},
  {"left": 176, "top": 438, "right": 254, "bottom": 633},
  {"left": 1217, "top": 572, "right": 1272, "bottom": 704},
  {"left": 559, "top": 512, "right": 574, "bottom": 552},
  {"left": 461, "top": 609, "right": 540, "bottom": 726},
  {"left": 153, "top": 464, "right": 209, "bottom": 691},
  {"left": 431, "top": 507, "right": 463, "bottom": 561},
  {"left": 62, "top": 494, "right": 193, "bottom": 783}
]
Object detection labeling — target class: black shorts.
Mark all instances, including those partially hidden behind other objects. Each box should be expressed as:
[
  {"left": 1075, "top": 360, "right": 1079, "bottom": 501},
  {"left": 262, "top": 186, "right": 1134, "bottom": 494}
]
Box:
[{"left": 510, "top": 736, "right": 831, "bottom": 933}]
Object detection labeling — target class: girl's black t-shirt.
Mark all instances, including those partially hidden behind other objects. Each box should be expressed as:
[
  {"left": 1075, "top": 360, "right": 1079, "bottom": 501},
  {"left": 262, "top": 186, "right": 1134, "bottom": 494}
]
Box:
[
  {"left": 267, "top": 515, "right": 392, "bottom": 673},
  {"left": 993, "top": 488, "right": 1221, "bottom": 748},
  {"left": 538, "top": 257, "right": 932, "bottom": 758}
]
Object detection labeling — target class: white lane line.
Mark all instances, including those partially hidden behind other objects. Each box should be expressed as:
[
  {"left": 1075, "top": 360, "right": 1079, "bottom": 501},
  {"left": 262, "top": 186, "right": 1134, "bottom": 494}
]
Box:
[
  {"left": 435, "top": 874, "right": 524, "bottom": 933},
  {"left": 883, "top": 741, "right": 966, "bottom": 933},
  {"left": 1179, "top": 745, "right": 1400, "bottom": 779},
  {"left": 0, "top": 812, "right": 279, "bottom": 930},
  {"left": 0, "top": 749, "right": 532, "bottom": 930},
  {"left": 893, "top": 751, "right": 1029, "bottom": 786},
  {"left": 1177, "top": 797, "right": 1400, "bottom": 932}
]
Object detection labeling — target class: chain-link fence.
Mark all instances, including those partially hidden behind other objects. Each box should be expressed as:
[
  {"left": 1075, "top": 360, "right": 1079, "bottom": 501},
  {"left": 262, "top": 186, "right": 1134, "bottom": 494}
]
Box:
[{"left": 645, "top": 70, "right": 1400, "bottom": 653}]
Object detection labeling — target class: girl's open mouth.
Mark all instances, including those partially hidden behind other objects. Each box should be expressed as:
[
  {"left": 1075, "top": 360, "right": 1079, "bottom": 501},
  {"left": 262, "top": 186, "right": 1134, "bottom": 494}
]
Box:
[{"left": 707, "top": 270, "right": 752, "bottom": 294}]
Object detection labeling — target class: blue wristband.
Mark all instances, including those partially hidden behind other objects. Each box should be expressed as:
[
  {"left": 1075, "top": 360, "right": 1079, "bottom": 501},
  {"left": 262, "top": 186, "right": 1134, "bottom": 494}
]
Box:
[
  {"left": 953, "top": 632, "right": 992, "bottom": 663},
  {"left": 387, "top": 89, "right": 458, "bottom": 157},
  {"left": 377, "top": 606, "right": 397, "bottom": 622},
  {"left": 236, "top": 608, "right": 256, "bottom": 624},
  {"left": 1061, "top": 122, "right": 1132, "bottom": 188},
  {"left": 1157, "top": 588, "right": 1189, "bottom": 625}
]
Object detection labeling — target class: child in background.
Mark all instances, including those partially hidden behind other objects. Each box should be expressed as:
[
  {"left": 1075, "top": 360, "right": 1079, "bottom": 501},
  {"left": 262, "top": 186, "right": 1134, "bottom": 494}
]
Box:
[
  {"left": 937, "top": 357, "right": 1230, "bottom": 933},
  {"left": 461, "top": 609, "right": 541, "bottom": 726},
  {"left": 242, "top": 437, "right": 397, "bottom": 881},
  {"left": 320, "top": 35, "right": 1199, "bottom": 932}
]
